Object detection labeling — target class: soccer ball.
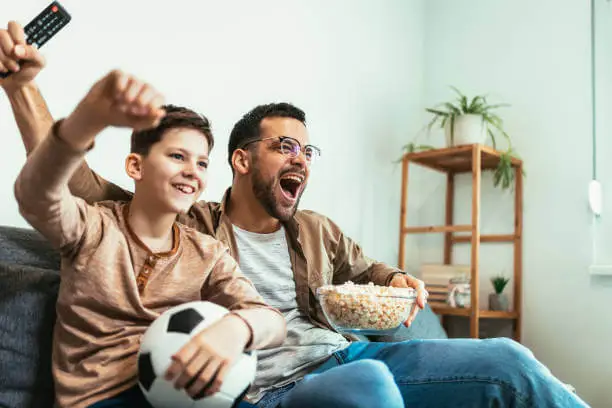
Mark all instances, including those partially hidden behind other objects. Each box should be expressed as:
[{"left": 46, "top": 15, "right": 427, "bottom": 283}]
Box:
[{"left": 137, "top": 301, "right": 257, "bottom": 408}]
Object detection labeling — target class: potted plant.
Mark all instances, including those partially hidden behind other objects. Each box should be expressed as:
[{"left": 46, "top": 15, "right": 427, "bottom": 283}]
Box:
[
  {"left": 489, "top": 275, "right": 510, "bottom": 311},
  {"left": 402, "top": 87, "right": 522, "bottom": 191},
  {"left": 426, "top": 87, "right": 510, "bottom": 148}
]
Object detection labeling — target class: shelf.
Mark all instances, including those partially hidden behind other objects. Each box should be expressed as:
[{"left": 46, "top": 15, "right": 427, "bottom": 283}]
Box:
[
  {"left": 452, "top": 234, "right": 517, "bottom": 243},
  {"left": 430, "top": 305, "right": 518, "bottom": 319},
  {"left": 398, "top": 142, "right": 523, "bottom": 341},
  {"left": 402, "top": 144, "right": 522, "bottom": 173},
  {"left": 403, "top": 225, "right": 472, "bottom": 234}
]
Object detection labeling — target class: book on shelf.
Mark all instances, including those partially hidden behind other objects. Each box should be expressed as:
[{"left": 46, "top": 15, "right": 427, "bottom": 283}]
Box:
[{"left": 419, "top": 264, "right": 470, "bottom": 305}]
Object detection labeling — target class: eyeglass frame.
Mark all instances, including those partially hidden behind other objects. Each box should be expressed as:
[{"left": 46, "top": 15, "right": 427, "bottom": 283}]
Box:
[{"left": 238, "top": 136, "right": 321, "bottom": 162}]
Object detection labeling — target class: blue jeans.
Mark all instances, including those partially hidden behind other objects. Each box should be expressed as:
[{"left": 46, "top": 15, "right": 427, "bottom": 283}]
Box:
[{"left": 256, "top": 338, "right": 590, "bottom": 408}]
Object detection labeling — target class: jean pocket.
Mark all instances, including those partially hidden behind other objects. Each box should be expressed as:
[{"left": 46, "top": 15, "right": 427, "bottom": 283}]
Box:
[{"left": 256, "top": 382, "right": 297, "bottom": 408}]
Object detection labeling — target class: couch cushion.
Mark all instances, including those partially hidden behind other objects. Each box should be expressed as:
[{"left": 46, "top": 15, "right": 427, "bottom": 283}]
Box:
[
  {"left": 0, "top": 226, "right": 60, "bottom": 270},
  {"left": 0, "top": 261, "right": 59, "bottom": 408}
]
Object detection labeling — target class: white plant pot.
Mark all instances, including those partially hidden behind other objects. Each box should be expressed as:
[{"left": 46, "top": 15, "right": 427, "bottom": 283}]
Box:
[{"left": 444, "top": 114, "right": 487, "bottom": 147}]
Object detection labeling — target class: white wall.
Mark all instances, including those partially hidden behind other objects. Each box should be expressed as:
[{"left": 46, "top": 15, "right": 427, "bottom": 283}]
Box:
[
  {"left": 593, "top": 0, "right": 612, "bottom": 266},
  {"left": 415, "top": 0, "right": 612, "bottom": 406},
  {"left": 0, "top": 0, "right": 425, "bottom": 266}
]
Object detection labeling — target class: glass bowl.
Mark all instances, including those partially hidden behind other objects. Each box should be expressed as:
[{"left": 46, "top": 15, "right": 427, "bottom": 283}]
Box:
[{"left": 316, "top": 282, "right": 417, "bottom": 336}]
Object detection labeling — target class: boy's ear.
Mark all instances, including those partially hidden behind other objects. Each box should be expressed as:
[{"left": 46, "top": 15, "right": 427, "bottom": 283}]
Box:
[
  {"left": 125, "top": 153, "right": 144, "bottom": 181},
  {"left": 232, "top": 149, "right": 251, "bottom": 175}
]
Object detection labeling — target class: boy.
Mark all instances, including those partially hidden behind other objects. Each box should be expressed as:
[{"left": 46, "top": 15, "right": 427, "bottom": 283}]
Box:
[{"left": 14, "top": 69, "right": 286, "bottom": 408}]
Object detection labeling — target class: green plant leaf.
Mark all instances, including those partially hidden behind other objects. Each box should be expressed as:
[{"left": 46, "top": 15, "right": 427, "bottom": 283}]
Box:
[
  {"left": 488, "top": 128, "right": 497, "bottom": 149},
  {"left": 468, "top": 95, "right": 486, "bottom": 112},
  {"left": 491, "top": 275, "right": 510, "bottom": 294},
  {"left": 426, "top": 108, "right": 450, "bottom": 116},
  {"left": 443, "top": 103, "right": 462, "bottom": 115},
  {"left": 449, "top": 115, "right": 456, "bottom": 145}
]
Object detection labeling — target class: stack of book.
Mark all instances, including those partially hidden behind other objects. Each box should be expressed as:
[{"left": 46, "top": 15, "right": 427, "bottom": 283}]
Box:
[{"left": 418, "top": 264, "right": 470, "bottom": 308}]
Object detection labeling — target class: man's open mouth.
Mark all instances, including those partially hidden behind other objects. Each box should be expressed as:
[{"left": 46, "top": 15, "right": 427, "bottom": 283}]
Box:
[{"left": 279, "top": 174, "right": 304, "bottom": 201}]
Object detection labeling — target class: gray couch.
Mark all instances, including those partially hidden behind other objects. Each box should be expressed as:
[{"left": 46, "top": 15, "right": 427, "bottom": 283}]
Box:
[{"left": 0, "top": 225, "right": 447, "bottom": 408}]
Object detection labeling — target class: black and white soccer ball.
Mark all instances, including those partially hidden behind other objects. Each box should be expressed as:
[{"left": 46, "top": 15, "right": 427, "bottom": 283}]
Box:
[{"left": 137, "top": 301, "right": 257, "bottom": 408}]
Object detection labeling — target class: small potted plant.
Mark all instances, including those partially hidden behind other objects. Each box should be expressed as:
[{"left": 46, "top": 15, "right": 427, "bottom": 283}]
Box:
[
  {"left": 402, "top": 87, "right": 522, "bottom": 191},
  {"left": 489, "top": 275, "right": 510, "bottom": 311},
  {"left": 426, "top": 87, "right": 510, "bottom": 148}
]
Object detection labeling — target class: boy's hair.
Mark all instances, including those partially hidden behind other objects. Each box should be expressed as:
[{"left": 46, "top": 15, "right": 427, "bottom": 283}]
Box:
[
  {"left": 227, "top": 102, "right": 306, "bottom": 168},
  {"left": 130, "top": 104, "right": 214, "bottom": 156}
]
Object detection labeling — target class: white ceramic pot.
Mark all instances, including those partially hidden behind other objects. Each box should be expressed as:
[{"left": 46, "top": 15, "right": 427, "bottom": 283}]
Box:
[{"left": 444, "top": 114, "right": 487, "bottom": 147}]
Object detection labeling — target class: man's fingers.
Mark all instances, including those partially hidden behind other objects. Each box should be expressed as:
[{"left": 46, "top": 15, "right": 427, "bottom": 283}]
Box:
[
  {"left": 403, "top": 302, "right": 420, "bottom": 327},
  {"left": 13, "top": 44, "right": 45, "bottom": 67},
  {"left": 405, "top": 276, "right": 427, "bottom": 309},
  {"left": 0, "top": 33, "right": 19, "bottom": 72},
  {"left": 0, "top": 51, "right": 8, "bottom": 72},
  {"left": 7, "top": 21, "right": 26, "bottom": 45},
  {"left": 0, "top": 30, "right": 14, "bottom": 58}
]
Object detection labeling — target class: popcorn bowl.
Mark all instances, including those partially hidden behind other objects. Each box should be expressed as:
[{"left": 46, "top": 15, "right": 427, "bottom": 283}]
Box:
[{"left": 316, "top": 282, "right": 417, "bottom": 336}]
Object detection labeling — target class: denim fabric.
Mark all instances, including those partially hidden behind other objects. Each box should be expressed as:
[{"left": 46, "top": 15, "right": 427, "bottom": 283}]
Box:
[{"left": 256, "top": 338, "right": 590, "bottom": 408}]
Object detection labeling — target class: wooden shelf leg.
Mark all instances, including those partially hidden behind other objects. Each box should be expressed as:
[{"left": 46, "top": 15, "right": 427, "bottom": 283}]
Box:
[
  {"left": 444, "top": 173, "right": 455, "bottom": 265},
  {"left": 470, "top": 146, "right": 482, "bottom": 339},
  {"left": 513, "top": 164, "right": 524, "bottom": 342},
  {"left": 398, "top": 157, "right": 409, "bottom": 270}
]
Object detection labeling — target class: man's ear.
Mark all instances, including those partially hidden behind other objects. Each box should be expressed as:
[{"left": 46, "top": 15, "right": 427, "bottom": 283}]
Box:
[
  {"left": 232, "top": 149, "right": 251, "bottom": 175},
  {"left": 125, "top": 153, "right": 144, "bottom": 181}
]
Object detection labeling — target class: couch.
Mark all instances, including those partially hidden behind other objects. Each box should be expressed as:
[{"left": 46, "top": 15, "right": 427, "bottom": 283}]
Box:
[{"left": 0, "top": 225, "right": 447, "bottom": 408}]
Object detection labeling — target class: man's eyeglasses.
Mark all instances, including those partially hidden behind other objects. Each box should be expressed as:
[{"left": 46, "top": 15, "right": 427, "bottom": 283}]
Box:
[{"left": 239, "top": 136, "right": 321, "bottom": 163}]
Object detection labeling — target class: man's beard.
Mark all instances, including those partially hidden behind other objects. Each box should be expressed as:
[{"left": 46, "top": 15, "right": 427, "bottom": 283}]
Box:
[{"left": 252, "top": 164, "right": 303, "bottom": 222}]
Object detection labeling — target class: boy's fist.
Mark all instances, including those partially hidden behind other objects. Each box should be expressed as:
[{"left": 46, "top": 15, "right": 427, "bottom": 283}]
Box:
[
  {"left": 75, "top": 70, "right": 166, "bottom": 130},
  {"left": 60, "top": 70, "right": 166, "bottom": 150}
]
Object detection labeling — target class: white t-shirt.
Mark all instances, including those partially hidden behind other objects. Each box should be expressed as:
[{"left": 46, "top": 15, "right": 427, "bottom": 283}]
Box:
[{"left": 232, "top": 224, "right": 349, "bottom": 402}]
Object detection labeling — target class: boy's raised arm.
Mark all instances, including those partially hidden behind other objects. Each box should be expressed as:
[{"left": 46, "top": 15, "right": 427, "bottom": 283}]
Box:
[{"left": 14, "top": 70, "right": 166, "bottom": 253}]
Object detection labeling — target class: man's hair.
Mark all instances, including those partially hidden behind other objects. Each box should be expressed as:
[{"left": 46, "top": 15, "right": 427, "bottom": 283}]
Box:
[
  {"left": 227, "top": 102, "right": 306, "bottom": 168},
  {"left": 130, "top": 104, "right": 214, "bottom": 156}
]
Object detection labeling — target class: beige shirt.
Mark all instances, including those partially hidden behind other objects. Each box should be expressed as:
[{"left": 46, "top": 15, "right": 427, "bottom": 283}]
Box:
[
  {"left": 14, "top": 124, "right": 286, "bottom": 408},
  {"left": 68, "top": 163, "right": 404, "bottom": 342}
]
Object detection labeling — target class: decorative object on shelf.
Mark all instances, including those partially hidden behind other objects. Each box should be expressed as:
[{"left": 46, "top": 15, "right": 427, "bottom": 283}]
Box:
[
  {"left": 447, "top": 275, "right": 471, "bottom": 308},
  {"left": 419, "top": 264, "right": 469, "bottom": 307},
  {"left": 402, "top": 87, "right": 523, "bottom": 191},
  {"left": 489, "top": 275, "right": 511, "bottom": 311},
  {"left": 425, "top": 87, "right": 511, "bottom": 148}
]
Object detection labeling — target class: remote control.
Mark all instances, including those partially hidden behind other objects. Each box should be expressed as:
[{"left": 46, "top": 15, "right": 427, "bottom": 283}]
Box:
[{"left": 0, "top": 1, "right": 71, "bottom": 79}]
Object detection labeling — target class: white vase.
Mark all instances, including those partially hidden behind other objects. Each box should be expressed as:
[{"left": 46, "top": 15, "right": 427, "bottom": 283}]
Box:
[{"left": 444, "top": 114, "right": 487, "bottom": 147}]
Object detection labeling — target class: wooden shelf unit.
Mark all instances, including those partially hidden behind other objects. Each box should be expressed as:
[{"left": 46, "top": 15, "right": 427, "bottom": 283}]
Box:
[{"left": 398, "top": 144, "right": 523, "bottom": 341}]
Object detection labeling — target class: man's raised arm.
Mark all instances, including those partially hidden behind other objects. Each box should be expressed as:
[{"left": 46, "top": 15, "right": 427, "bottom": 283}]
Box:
[{"left": 1, "top": 21, "right": 132, "bottom": 204}]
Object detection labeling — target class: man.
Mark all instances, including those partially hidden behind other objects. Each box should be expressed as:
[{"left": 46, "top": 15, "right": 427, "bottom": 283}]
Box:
[{"left": 1, "top": 21, "right": 588, "bottom": 408}]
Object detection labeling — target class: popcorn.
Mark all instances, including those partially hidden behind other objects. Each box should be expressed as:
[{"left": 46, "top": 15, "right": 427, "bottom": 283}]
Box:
[{"left": 317, "top": 282, "right": 416, "bottom": 331}]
